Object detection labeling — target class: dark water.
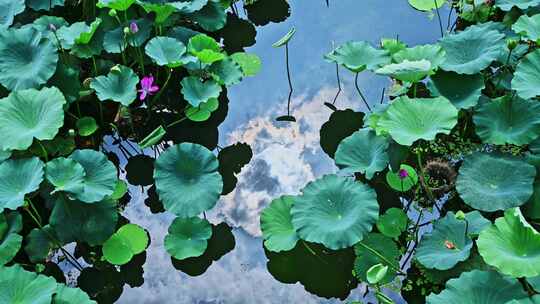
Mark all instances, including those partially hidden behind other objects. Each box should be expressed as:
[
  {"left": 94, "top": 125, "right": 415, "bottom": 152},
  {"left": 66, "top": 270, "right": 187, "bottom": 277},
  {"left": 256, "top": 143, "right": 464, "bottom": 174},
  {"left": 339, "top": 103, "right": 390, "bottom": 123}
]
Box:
[{"left": 118, "top": 1, "right": 446, "bottom": 303}]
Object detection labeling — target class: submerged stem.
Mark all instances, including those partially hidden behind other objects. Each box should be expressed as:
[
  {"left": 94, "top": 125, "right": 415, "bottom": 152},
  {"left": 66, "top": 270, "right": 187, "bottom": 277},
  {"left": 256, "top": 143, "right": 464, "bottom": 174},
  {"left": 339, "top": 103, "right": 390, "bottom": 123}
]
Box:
[{"left": 354, "top": 73, "right": 372, "bottom": 112}]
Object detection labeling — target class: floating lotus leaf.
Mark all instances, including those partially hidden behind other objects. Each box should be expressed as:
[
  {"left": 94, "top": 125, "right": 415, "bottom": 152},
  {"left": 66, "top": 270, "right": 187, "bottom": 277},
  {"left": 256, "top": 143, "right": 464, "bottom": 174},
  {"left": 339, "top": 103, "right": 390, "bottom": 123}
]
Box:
[
  {"left": 393, "top": 44, "right": 445, "bottom": 69},
  {"left": 145, "top": 36, "right": 186, "bottom": 67},
  {"left": 416, "top": 213, "right": 473, "bottom": 270},
  {"left": 0, "top": 264, "right": 57, "bottom": 304},
  {"left": 97, "top": 0, "right": 135, "bottom": 10},
  {"left": 154, "top": 143, "right": 223, "bottom": 218},
  {"left": 291, "top": 174, "right": 379, "bottom": 250},
  {"left": 473, "top": 95, "right": 540, "bottom": 145},
  {"left": 0, "top": 212, "right": 22, "bottom": 265},
  {"left": 427, "top": 70, "right": 485, "bottom": 109},
  {"left": 426, "top": 270, "right": 528, "bottom": 303},
  {"left": 334, "top": 128, "right": 389, "bottom": 179},
  {"left": 0, "top": 27, "right": 58, "bottom": 90},
  {"left": 512, "top": 50, "right": 540, "bottom": 99},
  {"left": 69, "top": 149, "right": 118, "bottom": 203},
  {"left": 386, "top": 164, "right": 419, "bottom": 192},
  {"left": 26, "top": 0, "right": 64, "bottom": 11},
  {"left": 478, "top": 208, "right": 540, "bottom": 277},
  {"left": 439, "top": 26, "right": 505, "bottom": 74},
  {"left": 185, "top": 97, "right": 219, "bottom": 122},
  {"left": 103, "top": 224, "right": 148, "bottom": 265},
  {"left": 209, "top": 58, "right": 243, "bottom": 86},
  {"left": 376, "top": 59, "right": 432, "bottom": 82},
  {"left": 0, "top": 0, "right": 24, "bottom": 29},
  {"left": 513, "top": 14, "right": 540, "bottom": 41},
  {"left": 45, "top": 157, "right": 85, "bottom": 195},
  {"left": 76, "top": 117, "right": 98, "bottom": 137},
  {"left": 272, "top": 27, "right": 296, "bottom": 48},
  {"left": 0, "top": 157, "right": 44, "bottom": 211},
  {"left": 408, "top": 0, "right": 445, "bottom": 11},
  {"left": 353, "top": 233, "right": 400, "bottom": 284},
  {"left": 53, "top": 284, "right": 96, "bottom": 304},
  {"left": 49, "top": 195, "right": 118, "bottom": 246},
  {"left": 180, "top": 76, "right": 222, "bottom": 107},
  {"left": 376, "top": 207, "right": 408, "bottom": 238},
  {"left": 230, "top": 52, "right": 261, "bottom": 76},
  {"left": 187, "top": 34, "right": 224, "bottom": 64},
  {"left": 0, "top": 87, "right": 66, "bottom": 151},
  {"left": 495, "top": 0, "right": 540, "bottom": 11},
  {"left": 376, "top": 96, "right": 458, "bottom": 146},
  {"left": 456, "top": 153, "right": 535, "bottom": 212},
  {"left": 325, "top": 41, "right": 390, "bottom": 73},
  {"left": 90, "top": 65, "right": 139, "bottom": 106},
  {"left": 260, "top": 195, "right": 299, "bottom": 252},
  {"left": 24, "top": 225, "right": 57, "bottom": 263},
  {"left": 165, "top": 217, "right": 212, "bottom": 260}
]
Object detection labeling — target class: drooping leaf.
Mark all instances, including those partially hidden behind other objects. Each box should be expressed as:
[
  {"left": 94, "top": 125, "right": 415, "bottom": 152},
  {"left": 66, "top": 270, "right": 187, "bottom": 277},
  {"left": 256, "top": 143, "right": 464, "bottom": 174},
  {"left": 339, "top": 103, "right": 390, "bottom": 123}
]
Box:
[
  {"left": 69, "top": 149, "right": 118, "bottom": 203},
  {"left": 260, "top": 195, "right": 299, "bottom": 252},
  {"left": 427, "top": 70, "right": 485, "bottom": 109},
  {"left": 0, "top": 158, "right": 44, "bottom": 211},
  {"left": 164, "top": 216, "right": 212, "bottom": 260},
  {"left": 90, "top": 65, "right": 139, "bottom": 106},
  {"left": 272, "top": 27, "right": 296, "bottom": 48},
  {"left": 512, "top": 49, "right": 540, "bottom": 99}
]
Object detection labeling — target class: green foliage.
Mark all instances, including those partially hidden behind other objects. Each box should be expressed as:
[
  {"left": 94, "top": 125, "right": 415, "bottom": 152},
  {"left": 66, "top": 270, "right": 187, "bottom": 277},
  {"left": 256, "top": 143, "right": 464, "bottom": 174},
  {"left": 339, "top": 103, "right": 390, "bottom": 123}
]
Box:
[{"left": 260, "top": 195, "right": 299, "bottom": 252}]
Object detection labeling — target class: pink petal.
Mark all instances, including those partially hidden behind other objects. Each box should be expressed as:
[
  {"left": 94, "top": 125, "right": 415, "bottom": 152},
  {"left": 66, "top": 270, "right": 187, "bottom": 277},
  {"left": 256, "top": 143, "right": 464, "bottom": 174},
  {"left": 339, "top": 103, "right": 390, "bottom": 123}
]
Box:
[
  {"left": 139, "top": 91, "right": 147, "bottom": 100},
  {"left": 149, "top": 86, "right": 160, "bottom": 93}
]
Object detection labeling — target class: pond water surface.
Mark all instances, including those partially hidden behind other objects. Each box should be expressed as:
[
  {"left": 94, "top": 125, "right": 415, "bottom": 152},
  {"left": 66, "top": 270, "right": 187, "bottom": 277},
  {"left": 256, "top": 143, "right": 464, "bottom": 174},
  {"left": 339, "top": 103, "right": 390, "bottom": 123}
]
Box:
[{"left": 118, "top": 1, "right": 446, "bottom": 303}]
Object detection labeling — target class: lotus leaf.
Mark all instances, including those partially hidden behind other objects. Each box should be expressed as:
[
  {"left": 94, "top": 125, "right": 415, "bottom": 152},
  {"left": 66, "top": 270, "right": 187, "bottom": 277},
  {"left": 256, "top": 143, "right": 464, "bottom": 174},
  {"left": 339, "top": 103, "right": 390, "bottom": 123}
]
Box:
[
  {"left": 381, "top": 38, "right": 407, "bottom": 55},
  {"left": 53, "top": 284, "right": 96, "bottom": 304},
  {"left": 24, "top": 225, "right": 57, "bottom": 263},
  {"left": 90, "top": 65, "right": 139, "bottom": 106},
  {"left": 427, "top": 70, "right": 485, "bottom": 109},
  {"left": 154, "top": 143, "right": 223, "bottom": 218},
  {"left": 325, "top": 41, "right": 390, "bottom": 73},
  {"left": 473, "top": 95, "right": 540, "bottom": 145},
  {"left": 376, "top": 96, "right": 458, "bottom": 146},
  {"left": 187, "top": 34, "right": 224, "bottom": 64},
  {"left": 45, "top": 157, "right": 85, "bottom": 195},
  {"left": 0, "top": 157, "right": 44, "bottom": 211},
  {"left": 97, "top": 0, "right": 135, "bottom": 10},
  {"left": 260, "top": 195, "right": 299, "bottom": 252},
  {"left": 272, "top": 27, "right": 296, "bottom": 48},
  {"left": 291, "top": 174, "right": 379, "bottom": 250},
  {"left": 165, "top": 217, "right": 212, "bottom": 260},
  {"left": 334, "top": 128, "right": 389, "bottom": 179},
  {"left": 439, "top": 25, "right": 505, "bottom": 74},
  {"left": 189, "top": 0, "right": 226, "bottom": 32},
  {"left": 416, "top": 213, "right": 473, "bottom": 270},
  {"left": 103, "top": 224, "right": 148, "bottom": 265},
  {"left": 376, "top": 207, "right": 408, "bottom": 238},
  {"left": 0, "top": 264, "right": 57, "bottom": 304},
  {"left": 185, "top": 97, "right": 219, "bottom": 122},
  {"left": 69, "top": 149, "right": 118, "bottom": 203},
  {"left": 354, "top": 233, "right": 400, "bottom": 284},
  {"left": 376, "top": 59, "right": 432, "bottom": 82},
  {"left": 386, "top": 164, "right": 419, "bottom": 192},
  {"left": 478, "top": 208, "right": 540, "bottom": 277},
  {"left": 0, "top": 27, "right": 58, "bottom": 90},
  {"left": 230, "top": 52, "right": 261, "bottom": 76},
  {"left": 145, "top": 36, "right": 186, "bottom": 67},
  {"left": 426, "top": 270, "right": 528, "bottom": 303},
  {"left": 76, "top": 117, "right": 98, "bottom": 137},
  {"left": 209, "top": 58, "right": 243, "bottom": 86},
  {"left": 456, "top": 153, "right": 535, "bottom": 212},
  {"left": 0, "top": 87, "right": 66, "bottom": 151},
  {"left": 495, "top": 0, "right": 540, "bottom": 11},
  {"left": 0, "top": 0, "right": 24, "bottom": 29},
  {"left": 512, "top": 50, "right": 540, "bottom": 99},
  {"left": 26, "top": 0, "right": 65, "bottom": 11},
  {"left": 57, "top": 19, "right": 102, "bottom": 49},
  {"left": 0, "top": 212, "right": 22, "bottom": 265},
  {"left": 367, "top": 264, "right": 388, "bottom": 284},
  {"left": 513, "top": 14, "right": 540, "bottom": 41},
  {"left": 393, "top": 44, "right": 445, "bottom": 69},
  {"left": 180, "top": 76, "right": 222, "bottom": 107},
  {"left": 460, "top": 211, "right": 491, "bottom": 236},
  {"left": 103, "top": 19, "right": 152, "bottom": 53},
  {"left": 49, "top": 63, "right": 81, "bottom": 103},
  {"left": 408, "top": 0, "right": 445, "bottom": 11},
  {"left": 139, "top": 125, "right": 166, "bottom": 148}
]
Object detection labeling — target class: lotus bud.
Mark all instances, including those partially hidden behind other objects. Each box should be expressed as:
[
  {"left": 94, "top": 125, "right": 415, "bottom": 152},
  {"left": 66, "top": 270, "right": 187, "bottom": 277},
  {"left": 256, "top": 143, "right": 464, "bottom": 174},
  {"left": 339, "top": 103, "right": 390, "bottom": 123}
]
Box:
[
  {"left": 129, "top": 22, "right": 139, "bottom": 34},
  {"left": 108, "top": 9, "right": 117, "bottom": 17},
  {"left": 455, "top": 210, "right": 466, "bottom": 221},
  {"left": 507, "top": 38, "right": 518, "bottom": 51}
]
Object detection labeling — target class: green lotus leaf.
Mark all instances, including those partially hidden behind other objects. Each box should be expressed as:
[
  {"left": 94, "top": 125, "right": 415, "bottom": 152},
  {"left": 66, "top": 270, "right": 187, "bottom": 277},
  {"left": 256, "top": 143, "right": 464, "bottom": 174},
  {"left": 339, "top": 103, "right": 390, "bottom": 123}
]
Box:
[
  {"left": 272, "top": 27, "right": 296, "bottom": 48},
  {"left": 0, "top": 212, "right": 22, "bottom": 265},
  {"left": 209, "top": 58, "right": 243, "bottom": 86},
  {"left": 473, "top": 95, "right": 540, "bottom": 145},
  {"left": 460, "top": 210, "right": 491, "bottom": 236},
  {"left": 185, "top": 97, "right": 219, "bottom": 122},
  {"left": 325, "top": 41, "right": 390, "bottom": 73},
  {"left": 393, "top": 44, "right": 445, "bottom": 69},
  {"left": 0, "top": 150, "right": 10, "bottom": 163},
  {"left": 524, "top": 179, "right": 540, "bottom": 219},
  {"left": 0, "top": 264, "right": 57, "bottom": 304},
  {"left": 376, "top": 59, "right": 432, "bottom": 82},
  {"left": 261, "top": 195, "right": 299, "bottom": 252},
  {"left": 180, "top": 76, "right": 222, "bottom": 107},
  {"left": 187, "top": 34, "right": 224, "bottom": 64},
  {"left": 49, "top": 195, "right": 118, "bottom": 246},
  {"left": 57, "top": 19, "right": 102, "bottom": 49},
  {"left": 0, "top": 87, "right": 66, "bottom": 151},
  {"left": 426, "top": 270, "right": 528, "bottom": 303},
  {"left": 513, "top": 14, "right": 540, "bottom": 41},
  {"left": 376, "top": 96, "right": 458, "bottom": 146},
  {"left": 0, "top": 157, "right": 44, "bottom": 211},
  {"left": 334, "top": 128, "right": 389, "bottom": 179},
  {"left": 416, "top": 213, "right": 473, "bottom": 270},
  {"left": 145, "top": 36, "right": 186, "bottom": 67},
  {"left": 456, "top": 153, "right": 535, "bottom": 212},
  {"left": 90, "top": 65, "right": 139, "bottom": 106},
  {"left": 189, "top": 0, "right": 226, "bottom": 32},
  {"left": 230, "top": 52, "right": 262, "bottom": 76},
  {"left": 76, "top": 117, "right": 98, "bottom": 137},
  {"left": 53, "top": 284, "right": 96, "bottom": 304},
  {"left": 139, "top": 0, "right": 208, "bottom": 13},
  {"left": 49, "top": 63, "right": 81, "bottom": 103},
  {"left": 376, "top": 207, "right": 408, "bottom": 238},
  {"left": 97, "top": 0, "right": 135, "bottom": 10},
  {"left": 138, "top": 2, "right": 176, "bottom": 23},
  {"left": 478, "top": 208, "right": 540, "bottom": 277},
  {"left": 505, "top": 296, "right": 540, "bottom": 304},
  {"left": 45, "top": 157, "right": 85, "bottom": 195},
  {"left": 0, "top": 27, "right": 58, "bottom": 90},
  {"left": 439, "top": 25, "right": 505, "bottom": 74},
  {"left": 164, "top": 216, "right": 212, "bottom": 260},
  {"left": 139, "top": 125, "right": 166, "bottom": 148},
  {"left": 291, "top": 174, "right": 379, "bottom": 250},
  {"left": 24, "top": 225, "right": 57, "bottom": 263},
  {"left": 367, "top": 264, "right": 388, "bottom": 284},
  {"left": 381, "top": 38, "right": 407, "bottom": 55},
  {"left": 386, "top": 164, "right": 419, "bottom": 192},
  {"left": 26, "top": 0, "right": 64, "bottom": 11},
  {"left": 103, "top": 224, "right": 148, "bottom": 265},
  {"left": 103, "top": 19, "right": 152, "bottom": 52},
  {"left": 427, "top": 70, "right": 485, "bottom": 109},
  {"left": 154, "top": 143, "right": 223, "bottom": 218},
  {"left": 0, "top": 0, "right": 24, "bottom": 29},
  {"left": 512, "top": 49, "right": 540, "bottom": 99},
  {"left": 408, "top": 0, "right": 445, "bottom": 11},
  {"left": 353, "top": 233, "right": 400, "bottom": 284},
  {"left": 69, "top": 149, "right": 118, "bottom": 203},
  {"left": 495, "top": 0, "right": 540, "bottom": 11}
]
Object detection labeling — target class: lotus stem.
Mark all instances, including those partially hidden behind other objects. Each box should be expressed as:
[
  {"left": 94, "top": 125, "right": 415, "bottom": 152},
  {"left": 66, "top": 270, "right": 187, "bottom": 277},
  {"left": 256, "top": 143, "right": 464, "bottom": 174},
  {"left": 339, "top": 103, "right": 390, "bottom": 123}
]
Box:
[
  {"left": 357, "top": 241, "right": 406, "bottom": 275},
  {"left": 434, "top": 0, "right": 444, "bottom": 37},
  {"left": 400, "top": 208, "right": 424, "bottom": 269},
  {"left": 331, "top": 62, "right": 341, "bottom": 105},
  {"left": 285, "top": 43, "right": 294, "bottom": 116},
  {"left": 416, "top": 149, "right": 436, "bottom": 204},
  {"left": 354, "top": 73, "right": 372, "bottom": 112},
  {"left": 150, "top": 68, "right": 172, "bottom": 110},
  {"left": 37, "top": 141, "right": 49, "bottom": 162}
]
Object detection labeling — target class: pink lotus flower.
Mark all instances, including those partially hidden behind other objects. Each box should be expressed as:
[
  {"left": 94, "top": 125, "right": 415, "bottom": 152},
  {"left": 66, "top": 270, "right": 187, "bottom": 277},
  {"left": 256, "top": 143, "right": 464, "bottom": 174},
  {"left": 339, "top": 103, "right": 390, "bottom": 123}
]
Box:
[
  {"left": 138, "top": 75, "right": 159, "bottom": 100},
  {"left": 398, "top": 168, "right": 409, "bottom": 180}
]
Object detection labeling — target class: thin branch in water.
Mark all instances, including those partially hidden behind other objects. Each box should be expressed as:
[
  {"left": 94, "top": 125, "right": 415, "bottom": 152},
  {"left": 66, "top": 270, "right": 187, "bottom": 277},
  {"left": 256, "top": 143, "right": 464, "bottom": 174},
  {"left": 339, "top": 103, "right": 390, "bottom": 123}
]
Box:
[
  {"left": 379, "top": 87, "right": 386, "bottom": 104},
  {"left": 354, "top": 73, "right": 372, "bottom": 112}
]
